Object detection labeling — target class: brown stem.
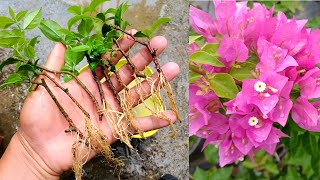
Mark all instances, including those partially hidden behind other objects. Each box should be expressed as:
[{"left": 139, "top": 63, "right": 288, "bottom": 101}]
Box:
[
  {"left": 13, "top": 57, "right": 100, "bottom": 115},
  {"left": 113, "top": 38, "right": 146, "bottom": 78},
  {"left": 100, "top": 66, "right": 121, "bottom": 106},
  {"left": 85, "top": 55, "right": 107, "bottom": 120},
  {"left": 39, "top": 78, "right": 86, "bottom": 141},
  {"left": 107, "top": 64, "right": 128, "bottom": 92},
  {"left": 42, "top": 72, "right": 90, "bottom": 118}
]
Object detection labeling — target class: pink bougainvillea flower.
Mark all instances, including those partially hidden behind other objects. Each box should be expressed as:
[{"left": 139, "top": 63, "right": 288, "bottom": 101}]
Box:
[
  {"left": 291, "top": 97, "right": 320, "bottom": 132},
  {"left": 258, "top": 127, "right": 288, "bottom": 154},
  {"left": 256, "top": 38, "right": 298, "bottom": 73},
  {"left": 242, "top": 71, "right": 288, "bottom": 115},
  {"left": 217, "top": 37, "right": 249, "bottom": 64},
  {"left": 189, "top": 84, "right": 220, "bottom": 135},
  {"left": 297, "top": 67, "right": 320, "bottom": 99},
  {"left": 225, "top": 92, "right": 254, "bottom": 115},
  {"left": 218, "top": 131, "right": 244, "bottom": 167},
  {"left": 268, "top": 81, "right": 293, "bottom": 126},
  {"left": 189, "top": 6, "right": 216, "bottom": 42}
]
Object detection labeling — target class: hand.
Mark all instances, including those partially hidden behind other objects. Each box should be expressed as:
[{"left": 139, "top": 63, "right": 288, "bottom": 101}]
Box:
[{"left": 0, "top": 33, "right": 179, "bottom": 179}]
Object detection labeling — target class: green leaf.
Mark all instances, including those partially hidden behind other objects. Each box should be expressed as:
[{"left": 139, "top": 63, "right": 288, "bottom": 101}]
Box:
[
  {"left": 190, "top": 51, "right": 224, "bottom": 67},
  {"left": 201, "top": 43, "right": 219, "bottom": 54},
  {"left": 209, "top": 73, "right": 239, "bottom": 99},
  {"left": 114, "top": 2, "right": 129, "bottom": 29},
  {"left": 16, "top": 10, "right": 28, "bottom": 22},
  {"left": 102, "top": 24, "right": 112, "bottom": 37},
  {"left": 89, "top": 62, "right": 99, "bottom": 71},
  {"left": 24, "top": 45, "right": 35, "bottom": 58},
  {"left": 142, "top": 17, "right": 171, "bottom": 38},
  {"left": 209, "top": 167, "right": 232, "bottom": 180},
  {"left": 8, "top": 7, "right": 15, "bottom": 18},
  {"left": 67, "top": 15, "right": 83, "bottom": 29},
  {"left": 189, "top": 35, "right": 202, "bottom": 44},
  {"left": 203, "top": 144, "right": 218, "bottom": 164},
  {"left": 67, "top": 5, "right": 82, "bottom": 15},
  {"left": 23, "top": 8, "right": 42, "bottom": 30},
  {"left": 96, "top": 13, "right": 105, "bottom": 22},
  {"left": 189, "top": 71, "right": 201, "bottom": 83},
  {"left": 71, "top": 45, "right": 91, "bottom": 52},
  {"left": 84, "top": 0, "right": 110, "bottom": 14},
  {"left": 17, "top": 64, "right": 35, "bottom": 73},
  {"left": 0, "top": 73, "right": 23, "bottom": 88},
  {"left": 64, "top": 48, "right": 84, "bottom": 66},
  {"left": 0, "top": 16, "right": 15, "bottom": 29},
  {"left": 0, "top": 58, "right": 18, "bottom": 72},
  {"left": 134, "top": 31, "right": 149, "bottom": 38},
  {"left": 63, "top": 74, "right": 73, "bottom": 82},
  {"left": 39, "top": 20, "right": 64, "bottom": 42},
  {"left": 78, "top": 19, "right": 94, "bottom": 36},
  {"left": 29, "top": 36, "right": 40, "bottom": 47},
  {"left": 193, "top": 167, "right": 207, "bottom": 180},
  {"left": 230, "top": 61, "right": 256, "bottom": 81},
  {"left": 0, "top": 29, "right": 24, "bottom": 48}
]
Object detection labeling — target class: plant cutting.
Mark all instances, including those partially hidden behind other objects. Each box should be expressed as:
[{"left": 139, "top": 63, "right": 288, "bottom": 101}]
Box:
[
  {"left": 0, "top": 0, "right": 180, "bottom": 179},
  {"left": 189, "top": 0, "right": 320, "bottom": 177}
]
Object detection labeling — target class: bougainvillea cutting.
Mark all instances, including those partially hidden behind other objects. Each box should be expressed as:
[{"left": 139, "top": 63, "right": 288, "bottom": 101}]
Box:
[{"left": 189, "top": 0, "right": 320, "bottom": 167}]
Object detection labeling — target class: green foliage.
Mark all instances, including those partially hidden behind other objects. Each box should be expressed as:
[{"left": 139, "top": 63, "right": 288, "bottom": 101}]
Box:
[
  {"left": 0, "top": 0, "right": 170, "bottom": 86},
  {"left": 306, "top": 17, "right": 320, "bottom": 29},
  {"left": 190, "top": 51, "right": 224, "bottom": 67},
  {"left": 248, "top": 1, "right": 303, "bottom": 18},
  {"left": 230, "top": 61, "right": 256, "bottom": 81},
  {"left": 208, "top": 73, "right": 239, "bottom": 99},
  {"left": 134, "top": 17, "right": 171, "bottom": 38},
  {"left": 23, "top": 9, "right": 42, "bottom": 30}
]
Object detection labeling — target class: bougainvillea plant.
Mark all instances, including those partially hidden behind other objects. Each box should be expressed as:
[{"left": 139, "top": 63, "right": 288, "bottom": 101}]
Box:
[
  {"left": 189, "top": 0, "right": 320, "bottom": 172},
  {"left": 0, "top": 0, "right": 180, "bottom": 179}
]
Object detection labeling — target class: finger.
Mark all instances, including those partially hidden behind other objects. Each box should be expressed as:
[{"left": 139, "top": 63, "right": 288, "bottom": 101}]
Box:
[
  {"left": 127, "top": 62, "right": 179, "bottom": 107},
  {"left": 109, "top": 36, "right": 168, "bottom": 92},
  {"left": 44, "top": 43, "right": 66, "bottom": 78},
  {"left": 135, "top": 110, "right": 177, "bottom": 132}
]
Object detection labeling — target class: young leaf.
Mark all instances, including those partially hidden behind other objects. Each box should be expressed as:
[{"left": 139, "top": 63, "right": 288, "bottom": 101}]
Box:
[
  {"left": 89, "top": 62, "right": 99, "bottom": 71},
  {"left": 67, "top": 5, "right": 82, "bottom": 15},
  {"left": 0, "top": 29, "right": 24, "bottom": 48},
  {"left": 29, "top": 36, "right": 40, "bottom": 47},
  {"left": 17, "top": 64, "right": 35, "bottom": 73},
  {"left": 24, "top": 45, "right": 36, "bottom": 58},
  {"left": 8, "top": 7, "right": 15, "bottom": 18},
  {"left": 23, "top": 8, "right": 42, "bottom": 30},
  {"left": 39, "top": 20, "right": 64, "bottom": 42},
  {"left": 190, "top": 51, "right": 224, "bottom": 67},
  {"left": 0, "top": 73, "right": 23, "bottom": 88},
  {"left": 96, "top": 13, "right": 106, "bottom": 22},
  {"left": 16, "top": 10, "right": 28, "bottom": 22},
  {"left": 102, "top": 24, "right": 112, "bottom": 37},
  {"left": 84, "top": 0, "right": 110, "bottom": 14},
  {"left": 201, "top": 43, "right": 219, "bottom": 54},
  {"left": 134, "top": 31, "right": 149, "bottom": 38},
  {"left": 0, "top": 58, "right": 18, "bottom": 72},
  {"left": 0, "top": 16, "right": 15, "bottom": 29},
  {"left": 63, "top": 74, "right": 73, "bottom": 82},
  {"left": 209, "top": 73, "right": 239, "bottom": 99},
  {"left": 142, "top": 17, "right": 171, "bottom": 38},
  {"left": 71, "top": 45, "right": 91, "bottom": 52},
  {"left": 68, "top": 15, "right": 84, "bottom": 29},
  {"left": 114, "top": 2, "right": 129, "bottom": 28},
  {"left": 189, "top": 35, "right": 202, "bottom": 44},
  {"left": 230, "top": 61, "right": 256, "bottom": 81},
  {"left": 64, "top": 48, "right": 85, "bottom": 66},
  {"left": 78, "top": 19, "right": 94, "bottom": 36}
]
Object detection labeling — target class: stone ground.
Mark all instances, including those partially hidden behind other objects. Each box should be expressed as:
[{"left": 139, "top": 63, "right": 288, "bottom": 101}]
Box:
[{"left": 0, "top": 0, "right": 188, "bottom": 179}]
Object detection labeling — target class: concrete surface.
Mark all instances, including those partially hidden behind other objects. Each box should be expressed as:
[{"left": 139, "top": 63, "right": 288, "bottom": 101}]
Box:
[{"left": 0, "top": 0, "right": 188, "bottom": 179}]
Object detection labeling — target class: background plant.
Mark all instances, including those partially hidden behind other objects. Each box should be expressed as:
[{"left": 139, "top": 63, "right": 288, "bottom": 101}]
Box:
[{"left": 189, "top": 0, "right": 320, "bottom": 179}]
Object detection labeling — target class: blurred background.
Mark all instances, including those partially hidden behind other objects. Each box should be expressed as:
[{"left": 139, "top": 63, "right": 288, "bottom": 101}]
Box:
[
  {"left": 0, "top": 0, "right": 188, "bottom": 179},
  {"left": 189, "top": 1, "right": 320, "bottom": 180}
]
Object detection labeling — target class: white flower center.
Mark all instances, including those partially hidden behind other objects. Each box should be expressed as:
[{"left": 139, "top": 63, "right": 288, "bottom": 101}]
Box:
[
  {"left": 254, "top": 81, "right": 266, "bottom": 93},
  {"left": 248, "top": 116, "right": 259, "bottom": 126}
]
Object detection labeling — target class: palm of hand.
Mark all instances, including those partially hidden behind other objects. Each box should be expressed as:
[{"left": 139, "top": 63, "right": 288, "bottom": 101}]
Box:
[{"left": 18, "top": 35, "right": 179, "bottom": 174}]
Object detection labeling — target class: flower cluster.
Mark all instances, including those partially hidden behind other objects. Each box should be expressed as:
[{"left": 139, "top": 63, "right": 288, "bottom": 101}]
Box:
[{"left": 189, "top": 0, "right": 320, "bottom": 167}]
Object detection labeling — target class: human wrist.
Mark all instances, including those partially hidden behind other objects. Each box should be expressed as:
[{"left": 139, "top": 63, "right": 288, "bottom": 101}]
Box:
[{"left": 0, "top": 132, "right": 59, "bottom": 180}]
